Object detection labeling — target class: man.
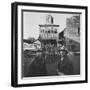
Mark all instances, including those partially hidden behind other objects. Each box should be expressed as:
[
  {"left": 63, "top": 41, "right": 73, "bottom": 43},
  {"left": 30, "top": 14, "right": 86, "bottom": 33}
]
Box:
[{"left": 57, "top": 49, "right": 74, "bottom": 75}]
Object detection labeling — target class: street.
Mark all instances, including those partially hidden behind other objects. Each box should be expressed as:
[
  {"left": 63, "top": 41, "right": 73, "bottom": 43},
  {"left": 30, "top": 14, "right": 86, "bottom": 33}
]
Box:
[{"left": 23, "top": 51, "right": 80, "bottom": 77}]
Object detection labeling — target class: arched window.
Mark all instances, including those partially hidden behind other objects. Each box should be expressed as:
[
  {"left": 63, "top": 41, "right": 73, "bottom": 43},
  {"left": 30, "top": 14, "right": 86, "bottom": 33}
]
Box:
[
  {"left": 51, "top": 30, "right": 53, "bottom": 33},
  {"left": 54, "top": 30, "right": 57, "bottom": 33},
  {"left": 48, "top": 31, "right": 50, "bottom": 33},
  {"left": 54, "top": 29, "right": 57, "bottom": 33}
]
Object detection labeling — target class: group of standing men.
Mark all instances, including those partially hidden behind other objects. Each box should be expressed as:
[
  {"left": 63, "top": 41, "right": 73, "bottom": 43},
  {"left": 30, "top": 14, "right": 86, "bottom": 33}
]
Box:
[{"left": 26, "top": 42, "right": 74, "bottom": 77}]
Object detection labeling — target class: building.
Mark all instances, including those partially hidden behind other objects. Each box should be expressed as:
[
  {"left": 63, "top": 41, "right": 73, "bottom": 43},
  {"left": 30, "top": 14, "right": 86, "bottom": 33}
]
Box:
[
  {"left": 58, "top": 30, "right": 65, "bottom": 45},
  {"left": 23, "top": 40, "right": 41, "bottom": 51},
  {"left": 39, "top": 15, "right": 59, "bottom": 46},
  {"left": 64, "top": 15, "right": 80, "bottom": 52}
]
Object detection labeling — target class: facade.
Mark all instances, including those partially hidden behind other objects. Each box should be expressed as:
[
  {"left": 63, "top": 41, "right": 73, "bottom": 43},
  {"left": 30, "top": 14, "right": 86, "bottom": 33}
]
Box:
[
  {"left": 39, "top": 15, "right": 59, "bottom": 45},
  {"left": 64, "top": 15, "right": 80, "bottom": 52}
]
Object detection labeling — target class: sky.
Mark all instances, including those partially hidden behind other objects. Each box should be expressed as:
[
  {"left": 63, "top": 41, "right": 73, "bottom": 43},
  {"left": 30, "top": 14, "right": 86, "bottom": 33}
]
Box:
[{"left": 23, "top": 11, "right": 74, "bottom": 39}]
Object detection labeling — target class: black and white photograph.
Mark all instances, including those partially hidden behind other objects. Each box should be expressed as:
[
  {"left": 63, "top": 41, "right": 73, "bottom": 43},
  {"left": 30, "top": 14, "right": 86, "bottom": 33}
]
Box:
[
  {"left": 22, "top": 12, "right": 80, "bottom": 77},
  {"left": 11, "top": 2, "right": 88, "bottom": 87}
]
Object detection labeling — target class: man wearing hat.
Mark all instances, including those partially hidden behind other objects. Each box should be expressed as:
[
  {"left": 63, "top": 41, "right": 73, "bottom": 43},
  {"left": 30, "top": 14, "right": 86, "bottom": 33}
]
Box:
[{"left": 57, "top": 46, "right": 74, "bottom": 75}]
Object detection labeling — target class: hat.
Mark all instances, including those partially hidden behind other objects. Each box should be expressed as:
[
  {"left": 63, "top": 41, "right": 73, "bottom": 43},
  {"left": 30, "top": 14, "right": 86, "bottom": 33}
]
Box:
[{"left": 60, "top": 47, "right": 68, "bottom": 54}]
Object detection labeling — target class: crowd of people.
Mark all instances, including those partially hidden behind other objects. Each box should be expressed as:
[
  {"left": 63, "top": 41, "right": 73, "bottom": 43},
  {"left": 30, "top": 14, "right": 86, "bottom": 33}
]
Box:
[
  {"left": 25, "top": 42, "right": 74, "bottom": 77},
  {"left": 41, "top": 43, "right": 67, "bottom": 55}
]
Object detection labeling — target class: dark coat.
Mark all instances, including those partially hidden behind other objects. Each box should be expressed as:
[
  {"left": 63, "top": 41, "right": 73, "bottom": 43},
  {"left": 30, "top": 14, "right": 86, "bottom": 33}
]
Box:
[{"left": 58, "top": 55, "right": 74, "bottom": 75}]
